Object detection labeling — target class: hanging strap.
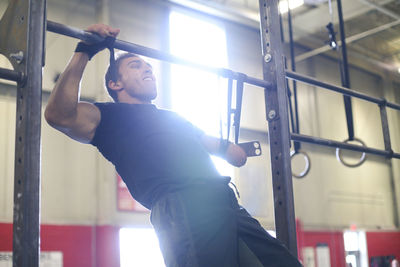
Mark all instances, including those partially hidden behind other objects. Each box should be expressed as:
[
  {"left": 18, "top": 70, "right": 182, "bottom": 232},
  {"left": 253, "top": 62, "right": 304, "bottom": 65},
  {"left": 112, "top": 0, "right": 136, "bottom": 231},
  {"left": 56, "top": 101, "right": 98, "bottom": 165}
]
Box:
[
  {"left": 107, "top": 38, "right": 118, "bottom": 82},
  {"left": 287, "top": 7, "right": 301, "bottom": 152},
  {"left": 337, "top": 0, "right": 354, "bottom": 140},
  {"left": 234, "top": 73, "right": 246, "bottom": 144},
  {"left": 226, "top": 77, "right": 233, "bottom": 142},
  {"left": 327, "top": 0, "right": 354, "bottom": 140}
]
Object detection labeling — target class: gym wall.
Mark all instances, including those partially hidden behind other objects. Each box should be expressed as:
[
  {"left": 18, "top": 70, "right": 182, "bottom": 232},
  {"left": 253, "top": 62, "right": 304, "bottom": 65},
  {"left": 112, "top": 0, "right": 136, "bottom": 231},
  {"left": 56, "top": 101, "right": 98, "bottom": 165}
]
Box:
[{"left": 0, "top": 0, "right": 399, "bottom": 266}]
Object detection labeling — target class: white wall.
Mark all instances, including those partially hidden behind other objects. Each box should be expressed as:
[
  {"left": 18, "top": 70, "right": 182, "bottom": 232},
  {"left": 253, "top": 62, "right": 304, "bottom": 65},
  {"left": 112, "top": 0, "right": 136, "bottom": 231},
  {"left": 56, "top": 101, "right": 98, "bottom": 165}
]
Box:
[{"left": 0, "top": 0, "right": 399, "bottom": 231}]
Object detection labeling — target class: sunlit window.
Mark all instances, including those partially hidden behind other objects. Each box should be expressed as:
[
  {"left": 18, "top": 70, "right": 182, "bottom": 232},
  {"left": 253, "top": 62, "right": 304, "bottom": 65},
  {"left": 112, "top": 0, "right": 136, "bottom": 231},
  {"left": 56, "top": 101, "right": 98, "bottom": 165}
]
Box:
[
  {"left": 119, "top": 228, "right": 164, "bottom": 267},
  {"left": 343, "top": 231, "right": 368, "bottom": 267},
  {"left": 169, "top": 11, "right": 232, "bottom": 177},
  {"left": 344, "top": 231, "right": 359, "bottom": 251}
]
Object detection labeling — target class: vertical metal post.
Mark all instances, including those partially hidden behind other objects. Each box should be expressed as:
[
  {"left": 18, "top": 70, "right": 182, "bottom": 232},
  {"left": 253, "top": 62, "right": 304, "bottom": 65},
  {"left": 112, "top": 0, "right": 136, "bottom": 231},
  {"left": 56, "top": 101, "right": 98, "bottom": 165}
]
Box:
[
  {"left": 12, "top": 0, "right": 45, "bottom": 266},
  {"left": 258, "top": 0, "right": 298, "bottom": 256}
]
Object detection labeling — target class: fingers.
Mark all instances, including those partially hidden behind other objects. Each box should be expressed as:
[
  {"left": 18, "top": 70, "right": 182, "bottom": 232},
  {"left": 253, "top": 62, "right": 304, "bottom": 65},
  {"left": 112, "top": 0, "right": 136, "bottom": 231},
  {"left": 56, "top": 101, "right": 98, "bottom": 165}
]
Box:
[{"left": 85, "top": 24, "right": 120, "bottom": 38}]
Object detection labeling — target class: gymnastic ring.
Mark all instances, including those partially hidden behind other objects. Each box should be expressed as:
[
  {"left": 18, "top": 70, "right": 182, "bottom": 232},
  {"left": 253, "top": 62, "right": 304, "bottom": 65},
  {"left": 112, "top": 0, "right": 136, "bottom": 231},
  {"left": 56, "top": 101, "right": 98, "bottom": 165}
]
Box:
[
  {"left": 336, "top": 138, "right": 367, "bottom": 168},
  {"left": 290, "top": 150, "right": 310, "bottom": 178}
]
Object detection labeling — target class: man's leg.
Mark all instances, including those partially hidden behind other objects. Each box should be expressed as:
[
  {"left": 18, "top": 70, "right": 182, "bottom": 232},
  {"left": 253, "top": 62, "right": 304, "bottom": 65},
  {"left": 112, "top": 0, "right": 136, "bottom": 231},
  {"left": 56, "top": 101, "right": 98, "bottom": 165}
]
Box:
[
  {"left": 151, "top": 182, "right": 239, "bottom": 267},
  {"left": 236, "top": 206, "right": 303, "bottom": 267}
]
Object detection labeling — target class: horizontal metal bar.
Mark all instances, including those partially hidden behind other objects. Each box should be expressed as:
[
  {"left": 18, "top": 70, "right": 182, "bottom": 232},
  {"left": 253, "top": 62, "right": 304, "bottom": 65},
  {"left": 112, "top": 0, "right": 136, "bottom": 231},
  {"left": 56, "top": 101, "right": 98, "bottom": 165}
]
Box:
[
  {"left": 291, "top": 133, "right": 400, "bottom": 159},
  {"left": 0, "top": 67, "right": 24, "bottom": 82},
  {"left": 285, "top": 71, "right": 400, "bottom": 108},
  {"left": 46, "top": 20, "right": 272, "bottom": 88},
  {"left": 295, "top": 19, "right": 400, "bottom": 62},
  {"left": 386, "top": 101, "right": 400, "bottom": 110}
]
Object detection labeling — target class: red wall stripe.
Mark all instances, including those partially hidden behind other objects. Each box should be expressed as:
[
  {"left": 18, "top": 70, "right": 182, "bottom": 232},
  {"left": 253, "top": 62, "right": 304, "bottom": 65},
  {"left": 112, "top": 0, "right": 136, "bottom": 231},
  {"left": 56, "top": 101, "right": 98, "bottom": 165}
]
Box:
[
  {"left": 299, "top": 230, "right": 347, "bottom": 267},
  {"left": 0, "top": 223, "right": 120, "bottom": 267},
  {"left": 1, "top": 222, "right": 400, "bottom": 267},
  {"left": 0, "top": 223, "right": 12, "bottom": 251},
  {"left": 95, "top": 225, "right": 120, "bottom": 267},
  {"left": 366, "top": 231, "right": 400, "bottom": 260},
  {"left": 40, "top": 224, "right": 95, "bottom": 267}
]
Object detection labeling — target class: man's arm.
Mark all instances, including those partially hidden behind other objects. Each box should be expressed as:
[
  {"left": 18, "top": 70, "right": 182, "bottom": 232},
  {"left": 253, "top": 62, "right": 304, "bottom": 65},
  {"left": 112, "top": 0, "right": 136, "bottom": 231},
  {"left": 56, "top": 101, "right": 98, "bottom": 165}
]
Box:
[
  {"left": 45, "top": 24, "right": 119, "bottom": 143},
  {"left": 200, "top": 135, "right": 247, "bottom": 167}
]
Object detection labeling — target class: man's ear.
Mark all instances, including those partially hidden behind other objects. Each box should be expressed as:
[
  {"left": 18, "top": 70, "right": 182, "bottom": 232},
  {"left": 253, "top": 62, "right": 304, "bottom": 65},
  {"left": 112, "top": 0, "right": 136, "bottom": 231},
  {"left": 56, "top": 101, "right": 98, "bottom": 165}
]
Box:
[{"left": 108, "top": 79, "right": 123, "bottom": 91}]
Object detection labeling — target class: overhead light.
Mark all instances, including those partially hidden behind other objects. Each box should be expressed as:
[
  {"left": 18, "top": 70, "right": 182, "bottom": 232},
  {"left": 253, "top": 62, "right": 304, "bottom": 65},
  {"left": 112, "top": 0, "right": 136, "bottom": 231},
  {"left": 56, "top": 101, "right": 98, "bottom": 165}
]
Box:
[
  {"left": 279, "top": 0, "right": 305, "bottom": 14},
  {"left": 397, "top": 67, "right": 400, "bottom": 74}
]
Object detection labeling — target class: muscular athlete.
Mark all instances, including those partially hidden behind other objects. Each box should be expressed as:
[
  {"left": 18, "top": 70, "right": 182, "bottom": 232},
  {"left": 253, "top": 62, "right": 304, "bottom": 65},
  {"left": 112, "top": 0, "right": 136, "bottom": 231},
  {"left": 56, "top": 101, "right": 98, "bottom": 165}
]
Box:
[{"left": 45, "top": 24, "right": 302, "bottom": 267}]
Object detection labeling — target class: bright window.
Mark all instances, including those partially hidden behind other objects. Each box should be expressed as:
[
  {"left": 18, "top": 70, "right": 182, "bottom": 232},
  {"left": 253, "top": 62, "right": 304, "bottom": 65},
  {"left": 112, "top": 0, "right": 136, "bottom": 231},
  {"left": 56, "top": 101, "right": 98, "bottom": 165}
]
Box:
[
  {"left": 119, "top": 228, "right": 164, "bottom": 267},
  {"left": 169, "top": 11, "right": 232, "bottom": 177}
]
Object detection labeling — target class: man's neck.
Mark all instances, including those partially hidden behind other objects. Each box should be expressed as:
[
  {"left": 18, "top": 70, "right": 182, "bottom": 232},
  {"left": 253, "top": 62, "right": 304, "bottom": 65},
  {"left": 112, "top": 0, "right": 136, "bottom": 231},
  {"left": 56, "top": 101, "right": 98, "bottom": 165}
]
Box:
[{"left": 119, "top": 97, "right": 151, "bottom": 105}]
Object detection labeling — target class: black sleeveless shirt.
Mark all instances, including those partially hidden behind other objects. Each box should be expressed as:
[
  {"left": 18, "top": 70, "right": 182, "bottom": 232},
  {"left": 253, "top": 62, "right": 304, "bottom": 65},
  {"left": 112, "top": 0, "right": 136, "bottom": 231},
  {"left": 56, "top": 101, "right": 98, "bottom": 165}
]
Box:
[{"left": 90, "top": 103, "right": 220, "bottom": 209}]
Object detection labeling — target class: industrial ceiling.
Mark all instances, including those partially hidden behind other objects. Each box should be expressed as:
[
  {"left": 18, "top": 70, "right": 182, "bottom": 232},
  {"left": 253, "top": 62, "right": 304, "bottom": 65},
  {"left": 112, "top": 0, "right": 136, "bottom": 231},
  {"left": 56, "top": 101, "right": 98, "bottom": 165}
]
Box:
[{"left": 166, "top": 0, "right": 400, "bottom": 77}]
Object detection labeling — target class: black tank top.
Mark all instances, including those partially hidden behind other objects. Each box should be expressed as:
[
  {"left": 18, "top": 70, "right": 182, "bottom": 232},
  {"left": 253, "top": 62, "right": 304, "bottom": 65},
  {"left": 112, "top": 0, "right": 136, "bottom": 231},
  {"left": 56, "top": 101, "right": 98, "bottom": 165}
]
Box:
[{"left": 91, "top": 102, "right": 220, "bottom": 209}]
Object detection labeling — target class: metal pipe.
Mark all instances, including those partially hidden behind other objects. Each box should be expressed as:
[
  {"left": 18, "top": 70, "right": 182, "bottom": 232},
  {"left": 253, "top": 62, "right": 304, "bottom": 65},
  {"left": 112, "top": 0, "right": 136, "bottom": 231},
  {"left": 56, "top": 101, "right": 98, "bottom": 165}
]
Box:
[
  {"left": 0, "top": 67, "right": 24, "bottom": 82},
  {"left": 46, "top": 20, "right": 273, "bottom": 89},
  {"left": 291, "top": 133, "right": 400, "bottom": 158},
  {"left": 357, "top": 0, "right": 400, "bottom": 20},
  {"left": 386, "top": 101, "right": 400, "bottom": 111},
  {"left": 285, "top": 70, "right": 388, "bottom": 106},
  {"left": 296, "top": 19, "right": 400, "bottom": 62}
]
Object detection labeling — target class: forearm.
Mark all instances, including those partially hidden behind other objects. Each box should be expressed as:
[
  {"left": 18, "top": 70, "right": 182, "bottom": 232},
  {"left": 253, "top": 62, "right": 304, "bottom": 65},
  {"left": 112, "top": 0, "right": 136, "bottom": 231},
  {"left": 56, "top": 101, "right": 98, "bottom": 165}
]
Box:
[
  {"left": 45, "top": 52, "right": 89, "bottom": 124},
  {"left": 222, "top": 141, "right": 247, "bottom": 167},
  {"left": 201, "top": 135, "right": 247, "bottom": 167}
]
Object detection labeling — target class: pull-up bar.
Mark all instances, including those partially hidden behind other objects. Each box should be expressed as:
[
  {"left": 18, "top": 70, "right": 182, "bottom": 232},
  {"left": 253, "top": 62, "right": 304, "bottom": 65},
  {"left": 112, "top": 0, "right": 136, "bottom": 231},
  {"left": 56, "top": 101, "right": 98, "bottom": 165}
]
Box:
[
  {"left": 286, "top": 70, "right": 400, "bottom": 110},
  {"left": 46, "top": 20, "right": 272, "bottom": 89}
]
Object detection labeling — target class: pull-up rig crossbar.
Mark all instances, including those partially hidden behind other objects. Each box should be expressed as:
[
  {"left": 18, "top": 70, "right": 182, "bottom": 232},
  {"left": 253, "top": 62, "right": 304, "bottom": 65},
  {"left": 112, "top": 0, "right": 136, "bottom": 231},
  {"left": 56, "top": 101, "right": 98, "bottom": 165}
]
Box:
[{"left": 1, "top": 0, "right": 400, "bottom": 266}]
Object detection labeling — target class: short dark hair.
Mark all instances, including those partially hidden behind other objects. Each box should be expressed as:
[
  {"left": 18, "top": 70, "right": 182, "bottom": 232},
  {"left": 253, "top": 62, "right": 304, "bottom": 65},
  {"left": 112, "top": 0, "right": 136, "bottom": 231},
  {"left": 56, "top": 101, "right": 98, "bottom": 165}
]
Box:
[{"left": 104, "top": 52, "right": 138, "bottom": 102}]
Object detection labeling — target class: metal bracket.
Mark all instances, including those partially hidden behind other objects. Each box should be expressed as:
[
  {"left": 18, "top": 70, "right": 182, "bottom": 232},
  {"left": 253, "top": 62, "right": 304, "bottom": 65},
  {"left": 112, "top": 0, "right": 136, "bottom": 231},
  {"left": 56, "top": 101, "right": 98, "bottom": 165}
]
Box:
[
  {"left": 0, "top": 0, "right": 29, "bottom": 74},
  {"left": 238, "top": 141, "right": 262, "bottom": 157}
]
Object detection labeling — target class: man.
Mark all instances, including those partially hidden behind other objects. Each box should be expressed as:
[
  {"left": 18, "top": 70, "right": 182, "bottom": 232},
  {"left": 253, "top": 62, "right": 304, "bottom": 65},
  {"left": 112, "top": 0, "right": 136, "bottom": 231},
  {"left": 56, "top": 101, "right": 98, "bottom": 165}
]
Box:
[{"left": 45, "top": 24, "right": 302, "bottom": 267}]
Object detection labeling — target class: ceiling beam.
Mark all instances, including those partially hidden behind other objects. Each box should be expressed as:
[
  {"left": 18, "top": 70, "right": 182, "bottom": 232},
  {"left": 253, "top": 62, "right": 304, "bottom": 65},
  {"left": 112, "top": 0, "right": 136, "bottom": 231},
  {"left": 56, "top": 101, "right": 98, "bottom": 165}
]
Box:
[{"left": 295, "top": 19, "right": 400, "bottom": 62}]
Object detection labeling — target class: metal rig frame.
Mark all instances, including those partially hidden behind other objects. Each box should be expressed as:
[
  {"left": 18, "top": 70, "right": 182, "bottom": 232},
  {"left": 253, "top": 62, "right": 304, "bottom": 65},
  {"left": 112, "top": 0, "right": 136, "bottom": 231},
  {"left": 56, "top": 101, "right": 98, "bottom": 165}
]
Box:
[{"left": 1, "top": 0, "right": 400, "bottom": 265}]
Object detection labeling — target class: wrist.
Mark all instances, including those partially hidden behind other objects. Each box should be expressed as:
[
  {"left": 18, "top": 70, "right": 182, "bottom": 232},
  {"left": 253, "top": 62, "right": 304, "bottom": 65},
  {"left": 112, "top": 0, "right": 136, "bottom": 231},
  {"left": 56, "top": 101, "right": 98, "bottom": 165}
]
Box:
[
  {"left": 75, "top": 42, "right": 95, "bottom": 60},
  {"left": 218, "top": 139, "right": 231, "bottom": 157}
]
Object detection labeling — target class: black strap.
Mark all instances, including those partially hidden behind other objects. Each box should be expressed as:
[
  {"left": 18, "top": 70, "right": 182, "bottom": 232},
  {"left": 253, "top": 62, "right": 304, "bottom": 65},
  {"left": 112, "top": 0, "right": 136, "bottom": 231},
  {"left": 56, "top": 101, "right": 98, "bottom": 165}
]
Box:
[
  {"left": 325, "top": 4, "right": 354, "bottom": 141},
  {"left": 337, "top": 0, "right": 354, "bottom": 140},
  {"left": 108, "top": 43, "right": 118, "bottom": 82},
  {"left": 234, "top": 73, "right": 246, "bottom": 144},
  {"left": 75, "top": 35, "right": 116, "bottom": 61},
  {"left": 226, "top": 77, "right": 233, "bottom": 143},
  {"left": 288, "top": 7, "right": 301, "bottom": 152}
]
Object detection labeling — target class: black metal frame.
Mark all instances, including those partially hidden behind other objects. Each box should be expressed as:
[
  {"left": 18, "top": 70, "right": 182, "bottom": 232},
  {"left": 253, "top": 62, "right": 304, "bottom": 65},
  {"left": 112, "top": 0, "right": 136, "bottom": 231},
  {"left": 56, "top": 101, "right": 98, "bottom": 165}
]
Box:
[
  {"left": 1, "top": 0, "right": 400, "bottom": 264},
  {"left": 258, "top": 0, "right": 298, "bottom": 255},
  {"left": 0, "top": 0, "right": 46, "bottom": 266}
]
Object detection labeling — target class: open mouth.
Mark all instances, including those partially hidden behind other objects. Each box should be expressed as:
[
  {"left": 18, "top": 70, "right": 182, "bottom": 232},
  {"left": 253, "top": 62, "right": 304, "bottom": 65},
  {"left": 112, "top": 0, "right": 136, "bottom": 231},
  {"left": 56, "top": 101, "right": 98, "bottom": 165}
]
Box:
[{"left": 143, "top": 77, "right": 154, "bottom": 81}]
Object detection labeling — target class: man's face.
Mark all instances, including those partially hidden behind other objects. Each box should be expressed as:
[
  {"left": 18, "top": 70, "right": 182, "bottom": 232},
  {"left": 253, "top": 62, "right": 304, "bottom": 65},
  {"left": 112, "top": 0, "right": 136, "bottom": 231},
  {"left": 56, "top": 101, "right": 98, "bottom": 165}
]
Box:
[{"left": 117, "top": 56, "right": 157, "bottom": 102}]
